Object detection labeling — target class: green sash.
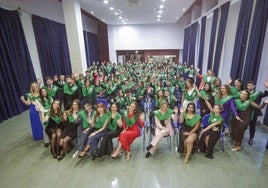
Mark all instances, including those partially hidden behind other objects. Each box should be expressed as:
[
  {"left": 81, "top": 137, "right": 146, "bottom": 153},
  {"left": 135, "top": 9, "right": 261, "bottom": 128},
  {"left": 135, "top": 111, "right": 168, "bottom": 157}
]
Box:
[
  {"left": 215, "top": 95, "right": 232, "bottom": 105},
  {"left": 153, "top": 109, "right": 173, "bottom": 121},
  {"left": 124, "top": 111, "right": 136, "bottom": 127},
  {"left": 235, "top": 99, "right": 251, "bottom": 111},
  {"left": 249, "top": 91, "right": 260, "bottom": 101},
  {"left": 208, "top": 113, "right": 223, "bottom": 125},
  {"left": 185, "top": 89, "right": 198, "bottom": 101},
  {"left": 63, "top": 84, "right": 79, "bottom": 95},
  {"left": 94, "top": 113, "right": 109, "bottom": 129},
  {"left": 108, "top": 111, "right": 122, "bottom": 131},
  {"left": 183, "top": 113, "right": 201, "bottom": 127}
]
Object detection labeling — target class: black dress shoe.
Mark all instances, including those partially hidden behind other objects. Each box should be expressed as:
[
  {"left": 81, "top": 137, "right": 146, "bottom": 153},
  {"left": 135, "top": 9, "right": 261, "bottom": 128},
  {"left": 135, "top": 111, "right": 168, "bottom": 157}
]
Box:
[
  {"left": 44, "top": 143, "right": 49, "bottom": 148},
  {"left": 145, "top": 151, "right": 152, "bottom": 158},
  {"left": 58, "top": 154, "right": 65, "bottom": 161},
  {"left": 91, "top": 154, "right": 98, "bottom": 161},
  {"left": 204, "top": 154, "right": 214, "bottom": 159},
  {"left": 146, "top": 144, "right": 153, "bottom": 151}
]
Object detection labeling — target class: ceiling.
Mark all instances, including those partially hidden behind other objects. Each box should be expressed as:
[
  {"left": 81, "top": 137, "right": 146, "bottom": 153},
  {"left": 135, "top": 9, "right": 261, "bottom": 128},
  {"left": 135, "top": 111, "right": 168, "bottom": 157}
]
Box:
[{"left": 80, "top": 0, "right": 196, "bottom": 25}]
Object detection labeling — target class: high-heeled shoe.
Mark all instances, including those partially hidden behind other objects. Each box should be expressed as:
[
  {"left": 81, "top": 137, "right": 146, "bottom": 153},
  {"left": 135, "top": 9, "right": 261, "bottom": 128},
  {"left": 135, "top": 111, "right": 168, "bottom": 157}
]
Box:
[
  {"left": 58, "top": 153, "right": 65, "bottom": 161},
  {"left": 145, "top": 151, "right": 152, "bottom": 158},
  {"left": 111, "top": 150, "right": 121, "bottom": 158},
  {"left": 231, "top": 146, "right": 241, "bottom": 151},
  {"left": 184, "top": 153, "right": 190, "bottom": 163},
  {"left": 78, "top": 150, "right": 87, "bottom": 158},
  {"left": 126, "top": 152, "right": 132, "bottom": 161}
]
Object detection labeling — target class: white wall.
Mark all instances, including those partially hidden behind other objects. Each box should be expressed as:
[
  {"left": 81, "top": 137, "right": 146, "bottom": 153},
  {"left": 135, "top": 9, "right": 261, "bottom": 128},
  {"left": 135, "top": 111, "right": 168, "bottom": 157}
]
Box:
[{"left": 108, "top": 23, "right": 184, "bottom": 63}]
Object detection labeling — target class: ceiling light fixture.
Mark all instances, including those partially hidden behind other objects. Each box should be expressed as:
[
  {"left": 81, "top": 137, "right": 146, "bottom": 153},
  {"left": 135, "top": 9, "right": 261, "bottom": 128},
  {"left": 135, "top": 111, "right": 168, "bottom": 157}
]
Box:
[
  {"left": 127, "top": 0, "right": 142, "bottom": 6},
  {"left": 110, "top": 7, "right": 114, "bottom": 10},
  {"left": 160, "top": 5, "right": 164, "bottom": 9},
  {"left": 103, "top": 0, "right": 108, "bottom": 4}
]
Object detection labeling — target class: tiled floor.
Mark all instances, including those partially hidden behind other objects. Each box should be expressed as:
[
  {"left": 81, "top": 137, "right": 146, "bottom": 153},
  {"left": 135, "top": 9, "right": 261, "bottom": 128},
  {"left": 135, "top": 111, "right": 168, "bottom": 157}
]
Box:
[{"left": 0, "top": 111, "right": 268, "bottom": 188}]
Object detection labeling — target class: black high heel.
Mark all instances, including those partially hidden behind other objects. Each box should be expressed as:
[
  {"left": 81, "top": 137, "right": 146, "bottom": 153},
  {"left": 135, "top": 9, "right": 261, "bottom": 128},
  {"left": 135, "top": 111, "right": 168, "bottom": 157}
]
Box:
[{"left": 145, "top": 151, "right": 152, "bottom": 158}]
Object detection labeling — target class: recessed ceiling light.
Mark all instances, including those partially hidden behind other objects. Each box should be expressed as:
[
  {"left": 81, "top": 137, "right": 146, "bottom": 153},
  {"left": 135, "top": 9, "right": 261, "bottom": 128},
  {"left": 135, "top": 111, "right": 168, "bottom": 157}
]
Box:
[
  {"left": 157, "top": 19, "right": 160, "bottom": 22},
  {"left": 157, "top": 15, "right": 162, "bottom": 18},
  {"left": 119, "top": 16, "right": 122, "bottom": 19},
  {"left": 90, "top": 11, "right": 94, "bottom": 14},
  {"left": 102, "top": 19, "right": 105, "bottom": 22},
  {"left": 104, "top": 0, "right": 108, "bottom": 4},
  {"left": 183, "top": 8, "right": 186, "bottom": 11},
  {"left": 161, "top": 0, "right": 166, "bottom": 2},
  {"left": 160, "top": 5, "right": 164, "bottom": 9},
  {"left": 110, "top": 7, "right": 114, "bottom": 10},
  {"left": 115, "top": 12, "right": 119, "bottom": 15},
  {"left": 159, "top": 10, "right": 162, "bottom": 14}
]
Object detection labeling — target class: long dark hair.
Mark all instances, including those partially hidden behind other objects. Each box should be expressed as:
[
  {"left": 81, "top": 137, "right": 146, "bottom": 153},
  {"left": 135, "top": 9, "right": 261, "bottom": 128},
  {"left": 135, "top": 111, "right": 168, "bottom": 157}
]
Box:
[{"left": 50, "top": 100, "right": 62, "bottom": 118}]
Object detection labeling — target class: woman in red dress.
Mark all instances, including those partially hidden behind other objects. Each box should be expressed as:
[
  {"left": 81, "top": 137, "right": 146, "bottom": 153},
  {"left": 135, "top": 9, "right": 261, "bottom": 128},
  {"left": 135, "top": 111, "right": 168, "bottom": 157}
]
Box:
[{"left": 111, "top": 101, "right": 145, "bottom": 161}]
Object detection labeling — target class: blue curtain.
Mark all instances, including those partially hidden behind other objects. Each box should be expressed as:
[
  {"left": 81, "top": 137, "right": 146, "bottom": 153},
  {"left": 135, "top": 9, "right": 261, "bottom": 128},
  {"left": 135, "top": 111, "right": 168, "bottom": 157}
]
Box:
[
  {"left": 32, "top": 15, "right": 72, "bottom": 77},
  {"left": 197, "top": 16, "right": 206, "bottom": 74},
  {"left": 188, "top": 22, "right": 199, "bottom": 66},
  {"left": 84, "top": 31, "right": 100, "bottom": 67},
  {"left": 242, "top": 0, "right": 268, "bottom": 83},
  {"left": 207, "top": 8, "right": 219, "bottom": 71},
  {"left": 213, "top": 2, "right": 230, "bottom": 76},
  {"left": 230, "top": 0, "right": 253, "bottom": 80},
  {"left": 182, "top": 26, "right": 191, "bottom": 63},
  {"left": 0, "top": 8, "right": 36, "bottom": 123}
]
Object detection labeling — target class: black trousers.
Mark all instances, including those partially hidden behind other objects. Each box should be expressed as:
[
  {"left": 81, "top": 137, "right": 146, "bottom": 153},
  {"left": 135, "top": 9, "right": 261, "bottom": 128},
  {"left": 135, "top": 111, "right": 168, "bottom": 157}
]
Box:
[{"left": 96, "top": 127, "right": 122, "bottom": 157}]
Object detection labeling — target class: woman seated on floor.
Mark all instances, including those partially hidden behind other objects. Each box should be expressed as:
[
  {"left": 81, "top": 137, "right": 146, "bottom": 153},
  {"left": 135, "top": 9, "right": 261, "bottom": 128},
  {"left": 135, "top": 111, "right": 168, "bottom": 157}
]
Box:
[
  {"left": 145, "top": 100, "right": 178, "bottom": 158},
  {"left": 178, "top": 102, "right": 201, "bottom": 163},
  {"left": 198, "top": 104, "right": 223, "bottom": 159}
]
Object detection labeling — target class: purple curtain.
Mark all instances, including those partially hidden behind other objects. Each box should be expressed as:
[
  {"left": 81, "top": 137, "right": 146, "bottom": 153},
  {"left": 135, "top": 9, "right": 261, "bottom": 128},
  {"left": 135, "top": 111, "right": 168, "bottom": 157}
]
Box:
[
  {"left": 84, "top": 31, "right": 100, "bottom": 67},
  {"left": 213, "top": 1, "right": 230, "bottom": 76},
  {"left": 207, "top": 9, "right": 219, "bottom": 71},
  {"left": 188, "top": 22, "right": 199, "bottom": 66},
  {"left": 32, "top": 15, "right": 72, "bottom": 77},
  {"left": 242, "top": 0, "right": 268, "bottom": 83},
  {"left": 230, "top": 0, "right": 253, "bottom": 80},
  {"left": 182, "top": 26, "right": 191, "bottom": 63},
  {"left": 0, "top": 8, "right": 36, "bottom": 123}
]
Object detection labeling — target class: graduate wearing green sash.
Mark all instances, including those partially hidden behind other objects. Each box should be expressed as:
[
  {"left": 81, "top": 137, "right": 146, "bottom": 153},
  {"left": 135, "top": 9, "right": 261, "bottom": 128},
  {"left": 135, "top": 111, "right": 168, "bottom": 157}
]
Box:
[
  {"left": 198, "top": 104, "right": 223, "bottom": 159},
  {"left": 146, "top": 101, "right": 178, "bottom": 158},
  {"left": 41, "top": 100, "right": 62, "bottom": 158},
  {"left": 178, "top": 102, "right": 201, "bottom": 163},
  {"left": 94, "top": 103, "right": 123, "bottom": 159},
  {"left": 230, "top": 90, "right": 268, "bottom": 151}
]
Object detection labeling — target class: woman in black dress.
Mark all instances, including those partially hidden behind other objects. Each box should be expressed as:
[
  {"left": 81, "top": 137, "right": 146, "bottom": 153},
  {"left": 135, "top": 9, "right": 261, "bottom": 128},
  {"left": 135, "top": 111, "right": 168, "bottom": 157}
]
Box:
[
  {"left": 58, "top": 99, "right": 82, "bottom": 160},
  {"left": 41, "top": 100, "right": 62, "bottom": 158}
]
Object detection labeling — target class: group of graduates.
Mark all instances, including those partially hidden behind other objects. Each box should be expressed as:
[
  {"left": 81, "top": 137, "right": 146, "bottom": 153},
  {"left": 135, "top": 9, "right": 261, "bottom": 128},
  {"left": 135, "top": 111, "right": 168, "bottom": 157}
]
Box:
[{"left": 20, "top": 60, "right": 268, "bottom": 163}]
